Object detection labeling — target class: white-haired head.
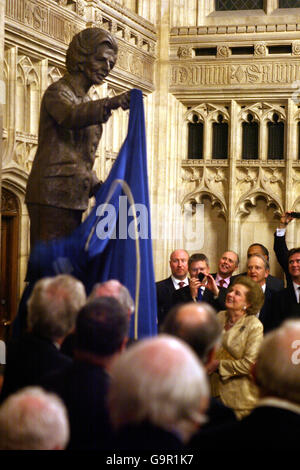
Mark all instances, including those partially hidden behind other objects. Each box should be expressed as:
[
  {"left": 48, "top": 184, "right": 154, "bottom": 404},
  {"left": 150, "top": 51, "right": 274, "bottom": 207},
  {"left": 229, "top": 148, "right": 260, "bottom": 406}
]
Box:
[
  {"left": 255, "top": 320, "right": 300, "bottom": 405},
  {"left": 0, "top": 387, "right": 69, "bottom": 450},
  {"left": 108, "top": 334, "right": 209, "bottom": 443}
]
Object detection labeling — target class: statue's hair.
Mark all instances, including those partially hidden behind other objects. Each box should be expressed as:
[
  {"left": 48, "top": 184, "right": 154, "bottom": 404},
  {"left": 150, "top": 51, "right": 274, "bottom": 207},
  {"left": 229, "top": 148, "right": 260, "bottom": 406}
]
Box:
[{"left": 66, "top": 27, "right": 118, "bottom": 73}]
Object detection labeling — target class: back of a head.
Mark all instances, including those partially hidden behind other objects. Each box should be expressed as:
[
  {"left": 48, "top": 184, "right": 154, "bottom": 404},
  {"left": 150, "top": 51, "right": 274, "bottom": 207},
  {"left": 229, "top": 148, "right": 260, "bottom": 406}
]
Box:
[
  {"left": 88, "top": 280, "right": 134, "bottom": 315},
  {"left": 255, "top": 320, "right": 300, "bottom": 405},
  {"left": 0, "top": 387, "right": 69, "bottom": 450},
  {"left": 162, "top": 302, "right": 221, "bottom": 364},
  {"left": 109, "top": 335, "right": 209, "bottom": 442},
  {"left": 75, "top": 297, "right": 129, "bottom": 357},
  {"left": 27, "top": 275, "right": 86, "bottom": 341}
]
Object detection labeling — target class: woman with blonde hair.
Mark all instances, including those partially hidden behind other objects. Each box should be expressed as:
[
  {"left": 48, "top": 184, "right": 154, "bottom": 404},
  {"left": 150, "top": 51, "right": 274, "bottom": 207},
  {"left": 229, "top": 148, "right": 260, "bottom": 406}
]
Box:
[{"left": 208, "top": 276, "right": 264, "bottom": 419}]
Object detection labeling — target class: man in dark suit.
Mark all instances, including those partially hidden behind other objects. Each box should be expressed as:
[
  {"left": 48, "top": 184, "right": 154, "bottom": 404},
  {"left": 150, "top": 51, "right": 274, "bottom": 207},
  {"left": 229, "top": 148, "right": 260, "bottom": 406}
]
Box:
[
  {"left": 25, "top": 27, "right": 130, "bottom": 248},
  {"left": 242, "top": 243, "right": 284, "bottom": 292},
  {"left": 172, "top": 253, "right": 226, "bottom": 311},
  {"left": 246, "top": 254, "right": 276, "bottom": 329},
  {"left": 162, "top": 302, "right": 236, "bottom": 430},
  {"left": 156, "top": 249, "right": 189, "bottom": 327},
  {"left": 188, "top": 320, "right": 300, "bottom": 450},
  {"left": 263, "top": 246, "right": 300, "bottom": 332},
  {"left": 0, "top": 275, "right": 86, "bottom": 402},
  {"left": 42, "top": 297, "right": 130, "bottom": 451}
]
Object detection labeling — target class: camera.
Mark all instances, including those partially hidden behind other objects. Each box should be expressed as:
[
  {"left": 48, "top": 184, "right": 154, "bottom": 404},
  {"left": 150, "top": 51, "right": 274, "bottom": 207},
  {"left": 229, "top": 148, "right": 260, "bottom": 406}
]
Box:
[
  {"left": 198, "top": 272, "right": 205, "bottom": 282},
  {"left": 290, "top": 212, "right": 300, "bottom": 219}
]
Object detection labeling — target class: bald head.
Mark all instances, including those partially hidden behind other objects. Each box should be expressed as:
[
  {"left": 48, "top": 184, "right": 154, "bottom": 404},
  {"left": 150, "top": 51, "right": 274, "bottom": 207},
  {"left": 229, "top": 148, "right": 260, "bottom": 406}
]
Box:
[
  {"left": 169, "top": 249, "right": 189, "bottom": 280},
  {"left": 88, "top": 279, "right": 134, "bottom": 315},
  {"left": 218, "top": 251, "right": 239, "bottom": 278},
  {"left": 162, "top": 302, "right": 221, "bottom": 366},
  {"left": 255, "top": 320, "right": 300, "bottom": 404},
  {"left": 108, "top": 335, "right": 209, "bottom": 443}
]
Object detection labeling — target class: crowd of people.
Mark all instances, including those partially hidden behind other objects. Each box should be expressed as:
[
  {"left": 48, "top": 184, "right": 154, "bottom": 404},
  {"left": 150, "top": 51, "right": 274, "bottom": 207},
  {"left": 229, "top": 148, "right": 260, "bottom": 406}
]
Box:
[{"left": 0, "top": 212, "right": 299, "bottom": 450}]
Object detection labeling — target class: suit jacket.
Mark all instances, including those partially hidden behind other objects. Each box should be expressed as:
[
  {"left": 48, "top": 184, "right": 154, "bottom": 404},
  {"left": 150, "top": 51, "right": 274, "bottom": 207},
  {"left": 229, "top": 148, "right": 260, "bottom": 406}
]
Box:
[
  {"left": 108, "top": 421, "right": 183, "bottom": 451},
  {"left": 25, "top": 73, "right": 110, "bottom": 211},
  {"left": 156, "top": 276, "right": 177, "bottom": 326},
  {"left": 258, "top": 285, "right": 276, "bottom": 329},
  {"left": 0, "top": 332, "right": 72, "bottom": 402},
  {"left": 188, "top": 404, "right": 300, "bottom": 450},
  {"left": 263, "top": 284, "right": 300, "bottom": 333},
  {"left": 172, "top": 284, "right": 226, "bottom": 312},
  {"left": 42, "top": 360, "right": 112, "bottom": 451},
  {"left": 274, "top": 232, "right": 292, "bottom": 286}
]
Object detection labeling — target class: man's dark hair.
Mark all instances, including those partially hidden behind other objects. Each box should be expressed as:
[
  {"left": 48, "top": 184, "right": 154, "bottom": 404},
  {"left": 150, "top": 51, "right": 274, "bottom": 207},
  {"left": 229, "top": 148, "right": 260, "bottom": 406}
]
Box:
[
  {"left": 288, "top": 247, "right": 300, "bottom": 260},
  {"left": 75, "top": 297, "right": 129, "bottom": 356},
  {"left": 161, "top": 302, "right": 221, "bottom": 364},
  {"left": 188, "top": 253, "right": 209, "bottom": 269},
  {"left": 247, "top": 243, "right": 269, "bottom": 260}
]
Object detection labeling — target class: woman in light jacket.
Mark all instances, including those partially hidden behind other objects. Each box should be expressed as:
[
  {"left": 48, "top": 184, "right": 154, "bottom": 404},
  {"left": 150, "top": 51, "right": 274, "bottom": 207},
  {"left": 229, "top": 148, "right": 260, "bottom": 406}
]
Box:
[{"left": 209, "top": 276, "right": 264, "bottom": 419}]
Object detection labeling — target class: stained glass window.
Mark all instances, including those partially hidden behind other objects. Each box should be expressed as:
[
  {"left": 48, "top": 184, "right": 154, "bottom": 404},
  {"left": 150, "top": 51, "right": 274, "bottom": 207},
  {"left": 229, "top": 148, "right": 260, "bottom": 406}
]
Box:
[
  {"left": 188, "top": 116, "right": 203, "bottom": 159},
  {"left": 215, "top": 0, "right": 263, "bottom": 10},
  {"left": 267, "top": 114, "right": 284, "bottom": 160},
  {"left": 242, "top": 115, "right": 259, "bottom": 160},
  {"left": 212, "top": 115, "right": 228, "bottom": 159}
]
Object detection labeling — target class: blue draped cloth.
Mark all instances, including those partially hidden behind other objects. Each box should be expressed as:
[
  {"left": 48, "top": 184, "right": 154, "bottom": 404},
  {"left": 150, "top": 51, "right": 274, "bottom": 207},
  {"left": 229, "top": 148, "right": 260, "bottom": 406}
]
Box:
[{"left": 25, "top": 89, "right": 157, "bottom": 339}]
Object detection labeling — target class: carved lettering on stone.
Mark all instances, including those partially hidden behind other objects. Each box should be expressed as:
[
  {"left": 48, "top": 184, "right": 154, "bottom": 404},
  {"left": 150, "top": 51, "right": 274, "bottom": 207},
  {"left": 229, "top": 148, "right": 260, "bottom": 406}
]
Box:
[{"left": 170, "top": 62, "right": 300, "bottom": 87}]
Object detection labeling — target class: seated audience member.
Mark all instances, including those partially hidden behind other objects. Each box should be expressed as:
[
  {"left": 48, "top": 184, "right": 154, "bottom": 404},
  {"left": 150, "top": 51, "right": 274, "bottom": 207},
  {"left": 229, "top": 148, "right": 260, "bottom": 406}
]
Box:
[
  {"left": 172, "top": 253, "right": 226, "bottom": 311},
  {"left": 212, "top": 251, "right": 239, "bottom": 289},
  {"left": 108, "top": 335, "right": 209, "bottom": 450},
  {"left": 61, "top": 279, "right": 134, "bottom": 356},
  {"left": 42, "top": 297, "right": 129, "bottom": 450},
  {"left": 0, "top": 275, "right": 86, "bottom": 402},
  {"left": 156, "top": 249, "right": 189, "bottom": 327},
  {"left": 0, "top": 387, "right": 69, "bottom": 450},
  {"left": 264, "top": 245, "right": 300, "bottom": 332},
  {"left": 209, "top": 276, "right": 264, "bottom": 419},
  {"left": 162, "top": 302, "right": 237, "bottom": 429},
  {"left": 243, "top": 243, "right": 284, "bottom": 292},
  {"left": 189, "top": 320, "right": 300, "bottom": 450},
  {"left": 246, "top": 254, "right": 276, "bottom": 329}
]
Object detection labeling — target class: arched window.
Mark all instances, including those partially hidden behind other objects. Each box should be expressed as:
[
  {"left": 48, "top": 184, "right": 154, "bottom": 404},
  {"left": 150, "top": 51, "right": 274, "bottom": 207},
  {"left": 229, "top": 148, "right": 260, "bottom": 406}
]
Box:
[
  {"left": 242, "top": 114, "right": 259, "bottom": 159},
  {"left": 215, "top": 0, "right": 263, "bottom": 10},
  {"left": 267, "top": 113, "right": 284, "bottom": 160},
  {"left": 188, "top": 115, "right": 203, "bottom": 159},
  {"left": 212, "top": 115, "right": 228, "bottom": 159},
  {"left": 279, "top": 0, "right": 300, "bottom": 7}
]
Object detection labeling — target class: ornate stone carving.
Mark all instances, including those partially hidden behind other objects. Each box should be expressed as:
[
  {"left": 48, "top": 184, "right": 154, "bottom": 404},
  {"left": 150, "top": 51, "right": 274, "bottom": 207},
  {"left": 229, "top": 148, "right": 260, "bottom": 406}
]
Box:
[
  {"left": 76, "top": 0, "right": 85, "bottom": 17},
  {"left": 217, "top": 45, "right": 231, "bottom": 59},
  {"left": 254, "top": 42, "right": 267, "bottom": 57},
  {"left": 95, "top": 10, "right": 103, "bottom": 25},
  {"left": 292, "top": 41, "right": 300, "bottom": 56},
  {"left": 177, "top": 46, "right": 192, "bottom": 58}
]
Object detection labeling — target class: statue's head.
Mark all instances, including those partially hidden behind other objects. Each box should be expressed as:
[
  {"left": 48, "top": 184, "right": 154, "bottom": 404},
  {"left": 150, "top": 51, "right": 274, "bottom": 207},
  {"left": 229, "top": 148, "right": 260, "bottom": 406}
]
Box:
[{"left": 66, "top": 27, "right": 118, "bottom": 82}]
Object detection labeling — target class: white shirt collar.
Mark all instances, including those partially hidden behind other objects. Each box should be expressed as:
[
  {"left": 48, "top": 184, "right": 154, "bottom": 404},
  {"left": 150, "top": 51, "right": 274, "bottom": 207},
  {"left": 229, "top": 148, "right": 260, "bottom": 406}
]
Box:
[{"left": 171, "top": 276, "right": 189, "bottom": 289}]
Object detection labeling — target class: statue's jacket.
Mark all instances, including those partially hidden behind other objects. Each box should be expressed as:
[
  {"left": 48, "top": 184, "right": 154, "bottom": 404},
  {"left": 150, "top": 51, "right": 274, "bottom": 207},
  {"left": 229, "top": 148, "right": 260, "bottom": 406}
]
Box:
[{"left": 25, "top": 73, "right": 110, "bottom": 211}]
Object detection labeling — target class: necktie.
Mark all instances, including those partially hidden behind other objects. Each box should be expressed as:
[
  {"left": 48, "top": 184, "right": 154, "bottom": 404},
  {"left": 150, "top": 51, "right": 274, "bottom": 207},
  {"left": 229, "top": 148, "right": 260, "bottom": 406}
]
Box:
[
  {"left": 197, "top": 288, "right": 203, "bottom": 301},
  {"left": 219, "top": 279, "right": 225, "bottom": 288},
  {"left": 178, "top": 281, "right": 185, "bottom": 289}
]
